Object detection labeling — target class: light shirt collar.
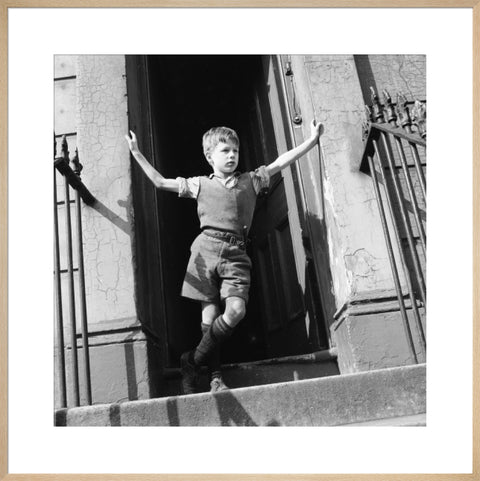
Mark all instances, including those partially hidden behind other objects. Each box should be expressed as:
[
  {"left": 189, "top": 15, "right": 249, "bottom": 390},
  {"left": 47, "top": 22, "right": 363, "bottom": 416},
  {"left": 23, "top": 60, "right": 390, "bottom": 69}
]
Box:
[{"left": 209, "top": 171, "right": 240, "bottom": 188}]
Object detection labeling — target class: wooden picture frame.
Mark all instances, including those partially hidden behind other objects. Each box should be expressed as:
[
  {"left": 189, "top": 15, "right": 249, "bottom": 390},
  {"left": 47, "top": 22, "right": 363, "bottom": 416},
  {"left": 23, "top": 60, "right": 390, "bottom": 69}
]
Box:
[{"left": 1, "top": 1, "right": 478, "bottom": 480}]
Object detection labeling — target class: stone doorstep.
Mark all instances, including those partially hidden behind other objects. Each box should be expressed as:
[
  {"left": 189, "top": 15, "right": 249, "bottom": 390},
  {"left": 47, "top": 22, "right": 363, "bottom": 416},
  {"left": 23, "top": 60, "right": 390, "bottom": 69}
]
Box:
[
  {"left": 163, "top": 349, "right": 339, "bottom": 377},
  {"left": 161, "top": 349, "right": 340, "bottom": 397},
  {"left": 55, "top": 363, "right": 426, "bottom": 427}
]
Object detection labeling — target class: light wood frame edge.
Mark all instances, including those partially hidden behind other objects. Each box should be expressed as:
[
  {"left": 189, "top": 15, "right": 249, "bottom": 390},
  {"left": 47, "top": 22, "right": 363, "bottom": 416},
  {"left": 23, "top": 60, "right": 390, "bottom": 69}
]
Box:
[{"left": 0, "top": 1, "right": 478, "bottom": 480}]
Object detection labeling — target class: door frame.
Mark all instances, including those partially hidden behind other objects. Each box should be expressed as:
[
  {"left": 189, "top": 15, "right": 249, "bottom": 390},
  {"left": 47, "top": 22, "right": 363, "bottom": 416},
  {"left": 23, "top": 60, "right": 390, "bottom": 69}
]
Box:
[
  {"left": 264, "top": 55, "right": 333, "bottom": 348},
  {"left": 125, "top": 55, "right": 170, "bottom": 364},
  {"left": 126, "top": 54, "right": 333, "bottom": 365}
]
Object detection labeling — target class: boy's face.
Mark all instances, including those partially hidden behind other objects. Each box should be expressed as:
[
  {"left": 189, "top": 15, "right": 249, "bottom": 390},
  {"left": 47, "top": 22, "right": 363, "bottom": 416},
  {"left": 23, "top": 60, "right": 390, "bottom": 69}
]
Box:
[{"left": 207, "top": 141, "right": 239, "bottom": 178}]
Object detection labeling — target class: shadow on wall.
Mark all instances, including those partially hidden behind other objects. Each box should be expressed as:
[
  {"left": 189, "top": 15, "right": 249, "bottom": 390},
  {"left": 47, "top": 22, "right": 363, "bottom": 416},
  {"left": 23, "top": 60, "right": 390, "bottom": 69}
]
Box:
[
  {"left": 304, "top": 210, "right": 337, "bottom": 337},
  {"left": 123, "top": 332, "right": 139, "bottom": 402},
  {"left": 90, "top": 197, "right": 132, "bottom": 236},
  {"left": 353, "top": 55, "right": 379, "bottom": 105},
  {"left": 85, "top": 190, "right": 169, "bottom": 402}
]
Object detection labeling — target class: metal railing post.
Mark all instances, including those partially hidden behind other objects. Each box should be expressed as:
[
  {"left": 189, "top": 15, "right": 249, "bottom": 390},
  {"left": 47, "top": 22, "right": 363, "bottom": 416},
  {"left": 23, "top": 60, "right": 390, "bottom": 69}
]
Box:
[
  {"left": 393, "top": 137, "right": 427, "bottom": 255},
  {"left": 367, "top": 152, "right": 418, "bottom": 363},
  {"left": 60, "top": 136, "right": 80, "bottom": 407},
  {"left": 380, "top": 132, "right": 427, "bottom": 306},
  {"left": 53, "top": 148, "right": 67, "bottom": 408},
  {"left": 71, "top": 149, "right": 92, "bottom": 405},
  {"left": 396, "top": 94, "right": 427, "bottom": 200},
  {"left": 54, "top": 134, "right": 96, "bottom": 407},
  {"left": 373, "top": 138, "right": 426, "bottom": 355}
]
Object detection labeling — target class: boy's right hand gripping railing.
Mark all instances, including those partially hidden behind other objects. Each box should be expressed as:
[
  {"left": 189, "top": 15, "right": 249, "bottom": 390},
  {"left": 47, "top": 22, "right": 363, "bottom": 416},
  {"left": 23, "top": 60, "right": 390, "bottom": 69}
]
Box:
[
  {"left": 54, "top": 134, "right": 95, "bottom": 408},
  {"left": 360, "top": 88, "right": 427, "bottom": 364}
]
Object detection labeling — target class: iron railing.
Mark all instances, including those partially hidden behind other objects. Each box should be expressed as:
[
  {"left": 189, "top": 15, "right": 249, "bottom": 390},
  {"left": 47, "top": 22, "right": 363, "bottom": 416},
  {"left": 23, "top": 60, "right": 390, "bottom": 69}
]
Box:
[
  {"left": 54, "top": 134, "right": 95, "bottom": 407},
  {"left": 360, "top": 88, "right": 427, "bottom": 363}
]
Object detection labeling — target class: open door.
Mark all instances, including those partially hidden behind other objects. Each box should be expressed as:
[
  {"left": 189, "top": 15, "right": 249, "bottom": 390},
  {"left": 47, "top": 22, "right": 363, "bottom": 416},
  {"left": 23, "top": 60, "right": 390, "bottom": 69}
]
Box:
[
  {"left": 127, "top": 55, "right": 329, "bottom": 365},
  {"left": 238, "top": 57, "right": 327, "bottom": 357}
]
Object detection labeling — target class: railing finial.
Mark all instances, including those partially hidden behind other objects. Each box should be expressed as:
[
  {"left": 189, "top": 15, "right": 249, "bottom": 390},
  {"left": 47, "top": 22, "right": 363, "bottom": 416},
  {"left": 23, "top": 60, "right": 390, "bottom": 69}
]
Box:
[
  {"left": 382, "top": 89, "right": 397, "bottom": 125},
  {"left": 411, "top": 99, "right": 427, "bottom": 139},
  {"left": 61, "top": 135, "right": 70, "bottom": 162},
  {"left": 54, "top": 140, "right": 95, "bottom": 206},
  {"left": 370, "top": 86, "right": 385, "bottom": 124},
  {"left": 71, "top": 148, "right": 83, "bottom": 176},
  {"left": 362, "top": 105, "right": 373, "bottom": 141},
  {"left": 395, "top": 92, "right": 412, "bottom": 130}
]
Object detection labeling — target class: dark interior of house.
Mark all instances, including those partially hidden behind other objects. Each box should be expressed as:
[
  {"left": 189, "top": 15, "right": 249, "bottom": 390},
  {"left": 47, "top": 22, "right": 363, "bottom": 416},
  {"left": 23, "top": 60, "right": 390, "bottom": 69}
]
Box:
[{"left": 146, "top": 55, "right": 268, "bottom": 365}]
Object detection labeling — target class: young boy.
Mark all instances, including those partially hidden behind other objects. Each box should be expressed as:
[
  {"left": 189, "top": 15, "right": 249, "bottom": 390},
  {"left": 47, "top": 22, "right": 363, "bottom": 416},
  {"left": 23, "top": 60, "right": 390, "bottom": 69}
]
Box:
[{"left": 125, "top": 120, "right": 322, "bottom": 394}]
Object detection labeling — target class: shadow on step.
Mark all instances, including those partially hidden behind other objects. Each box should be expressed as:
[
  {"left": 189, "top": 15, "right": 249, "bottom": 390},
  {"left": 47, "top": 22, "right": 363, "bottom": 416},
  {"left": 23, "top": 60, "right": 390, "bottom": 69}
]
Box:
[
  {"left": 161, "top": 349, "right": 339, "bottom": 398},
  {"left": 165, "top": 389, "right": 283, "bottom": 426}
]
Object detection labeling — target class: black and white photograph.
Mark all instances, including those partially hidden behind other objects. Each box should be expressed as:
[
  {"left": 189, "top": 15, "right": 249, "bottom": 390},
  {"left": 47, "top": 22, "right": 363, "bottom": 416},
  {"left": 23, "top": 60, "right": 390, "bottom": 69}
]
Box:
[
  {"left": 53, "top": 54, "right": 427, "bottom": 427},
  {"left": 3, "top": 5, "right": 476, "bottom": 478}
]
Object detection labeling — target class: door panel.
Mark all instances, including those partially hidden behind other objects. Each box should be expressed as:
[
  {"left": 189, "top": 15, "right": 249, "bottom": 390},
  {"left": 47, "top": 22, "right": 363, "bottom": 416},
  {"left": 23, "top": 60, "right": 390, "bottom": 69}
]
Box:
[
  {"left": 243, "top": 58, "right": 312, "bottom": 357},
  {"left": 274, "top": 219, "right": 305, "bottom": 323},
  {"left": 267, "top": 55, "right": 331, "bottom": 350},
  {"left": 251, "top": 186, "right": 309, "bottom": 355},
  {"left": 254, "top": 216, "right": 305, "bottom": 334}
]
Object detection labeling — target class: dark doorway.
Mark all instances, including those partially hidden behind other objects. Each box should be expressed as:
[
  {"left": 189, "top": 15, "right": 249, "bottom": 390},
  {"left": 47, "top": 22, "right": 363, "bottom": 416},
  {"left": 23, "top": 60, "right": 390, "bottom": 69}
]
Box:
[{"left": 130, "top": 55, "right": 325, "bottom": 366}]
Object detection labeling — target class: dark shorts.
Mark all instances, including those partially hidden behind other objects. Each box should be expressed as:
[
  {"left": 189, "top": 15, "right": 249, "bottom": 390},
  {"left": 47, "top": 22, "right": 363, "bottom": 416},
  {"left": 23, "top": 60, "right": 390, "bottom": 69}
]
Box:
[{"left": 181, "top": 232, "right": 252, "bottom": 304}]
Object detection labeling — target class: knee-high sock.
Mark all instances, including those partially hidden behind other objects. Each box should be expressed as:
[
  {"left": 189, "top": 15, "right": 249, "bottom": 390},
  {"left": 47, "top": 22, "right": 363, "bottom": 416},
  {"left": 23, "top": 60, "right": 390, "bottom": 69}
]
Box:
[
  {"left": 193, "top": 315, "right": 233, "bottom": 366},
  {"left": 201, "top": 323, "right": 221, "bottom": 379}
]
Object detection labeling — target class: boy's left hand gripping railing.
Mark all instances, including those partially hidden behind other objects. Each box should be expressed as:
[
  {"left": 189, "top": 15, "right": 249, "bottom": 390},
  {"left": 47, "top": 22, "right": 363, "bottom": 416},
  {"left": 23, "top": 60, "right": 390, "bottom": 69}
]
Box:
[{"left": 54, "top": 134, "right": 95, "bottom": 408}]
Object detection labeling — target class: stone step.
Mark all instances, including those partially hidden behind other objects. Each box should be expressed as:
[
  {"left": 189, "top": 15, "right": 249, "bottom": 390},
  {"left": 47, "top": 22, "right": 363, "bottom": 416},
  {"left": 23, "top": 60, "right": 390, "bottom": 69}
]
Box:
[
  {"left": 55, "top": 363, "right": 426, "bottom": 427},
  {"left": 342, "top": 413, "right": 426, "bottom": 426},
  {"left": 161, "top": 349, "right": 340, "bottom": 396}
]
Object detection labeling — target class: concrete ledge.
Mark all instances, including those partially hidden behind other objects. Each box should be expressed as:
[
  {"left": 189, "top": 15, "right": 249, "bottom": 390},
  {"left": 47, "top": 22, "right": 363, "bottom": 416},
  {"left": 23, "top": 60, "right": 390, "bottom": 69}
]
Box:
[
  {"left": 55, "top": 363, "right": 426, "bottom": 427},
  {"left": 342, "top": 413, "right": 426, "bottom": 426},
  {"left": 55, "top": 335, "right": 163, "bottom": 408},
  {"left": 333, "top": 307, "right": 426, "bottom": 373}
]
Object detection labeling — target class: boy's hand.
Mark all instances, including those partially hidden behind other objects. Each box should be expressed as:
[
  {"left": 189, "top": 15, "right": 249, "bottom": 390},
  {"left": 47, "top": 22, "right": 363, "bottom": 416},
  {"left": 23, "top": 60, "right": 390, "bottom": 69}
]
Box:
[
  {"left": 125, "top": 130, "right": 139, "bottom": 154},
  {"left": 310, "top": 119, "right": 323, "bottom": 141}
]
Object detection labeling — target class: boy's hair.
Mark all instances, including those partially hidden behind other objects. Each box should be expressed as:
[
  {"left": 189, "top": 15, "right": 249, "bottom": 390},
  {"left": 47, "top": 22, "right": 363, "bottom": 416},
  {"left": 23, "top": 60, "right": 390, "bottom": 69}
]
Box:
[{"left": 202, "top": 127, "right": 239, "bottom": 159}]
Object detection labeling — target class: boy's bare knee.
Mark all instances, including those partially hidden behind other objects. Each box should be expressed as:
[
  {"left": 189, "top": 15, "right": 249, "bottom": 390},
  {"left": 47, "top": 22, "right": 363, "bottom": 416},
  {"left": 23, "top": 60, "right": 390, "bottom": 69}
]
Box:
[
  {"left": 201, "top": 302, "right": 220, "bottom": 325},
  {"left": 224, "top": 297, "right": 246, "bottom": 326}
]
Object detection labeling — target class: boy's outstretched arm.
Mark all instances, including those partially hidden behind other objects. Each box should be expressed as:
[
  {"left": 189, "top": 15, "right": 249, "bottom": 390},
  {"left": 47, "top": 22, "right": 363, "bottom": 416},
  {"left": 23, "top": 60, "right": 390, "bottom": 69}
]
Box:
[
  {"left": 125, "top": 130, "right": 180, "bottom": 193},
  {"left": 265, "top": 120, "right": 322, "bottom": 176}
]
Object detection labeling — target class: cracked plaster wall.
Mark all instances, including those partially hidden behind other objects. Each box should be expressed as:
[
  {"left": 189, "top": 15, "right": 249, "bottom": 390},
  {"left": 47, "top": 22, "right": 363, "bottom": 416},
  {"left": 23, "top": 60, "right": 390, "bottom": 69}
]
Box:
[
  {"left": 292, "top": 55, "right": 399, "bottom": 309},
  {"left": 76, "top": 55, "right": 136, "bottom": 325},
  {"left": 55, "top": 339, "right": 153, "bottom": 407},
  {"left": 357, "top": 54, "right": 426, "bottom": 101},
  {"left": 289, "top": 55, "right": 426, "bottom": 371}
]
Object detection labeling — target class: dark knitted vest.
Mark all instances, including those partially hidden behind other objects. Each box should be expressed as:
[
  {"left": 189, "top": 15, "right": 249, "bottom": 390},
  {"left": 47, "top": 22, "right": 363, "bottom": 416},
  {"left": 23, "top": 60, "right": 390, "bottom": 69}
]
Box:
[{"left": 197, "top": 173, "right": 257, "bottom": 237}]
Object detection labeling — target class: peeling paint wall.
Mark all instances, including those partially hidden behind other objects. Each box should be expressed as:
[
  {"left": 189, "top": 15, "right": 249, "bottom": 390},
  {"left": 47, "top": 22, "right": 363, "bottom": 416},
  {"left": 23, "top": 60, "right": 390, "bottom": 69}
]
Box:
[
  {"left": 292, "top": 55, "right": 398, "bottom": 311},
  {"left": 54, "top": 56, "right": 156, "bottom": 407},
  {"left": 76, "top": 55, "right": 136, "bottom": 325},
  {"left": 287, "top": 55, "right": 426, "bottom": 372}
]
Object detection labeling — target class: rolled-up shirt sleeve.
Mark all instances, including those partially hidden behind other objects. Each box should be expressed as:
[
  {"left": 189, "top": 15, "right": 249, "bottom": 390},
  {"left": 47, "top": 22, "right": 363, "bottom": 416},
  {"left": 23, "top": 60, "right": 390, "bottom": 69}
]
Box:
[
  {"left": 250, "top": 165, "right": 270, "bottom": 195},
  {"left": 176, "top": 176, "right": 200, "bottom": 199}
]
